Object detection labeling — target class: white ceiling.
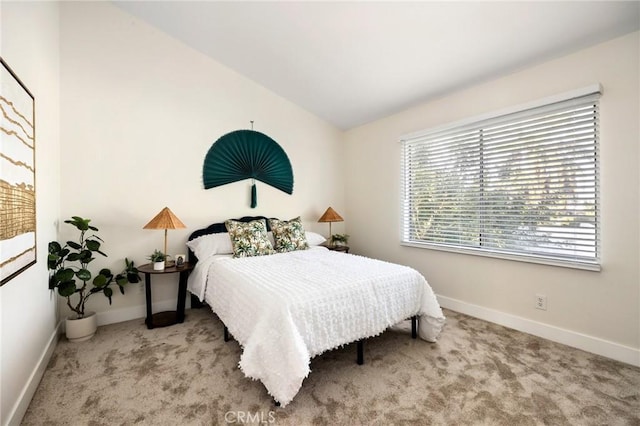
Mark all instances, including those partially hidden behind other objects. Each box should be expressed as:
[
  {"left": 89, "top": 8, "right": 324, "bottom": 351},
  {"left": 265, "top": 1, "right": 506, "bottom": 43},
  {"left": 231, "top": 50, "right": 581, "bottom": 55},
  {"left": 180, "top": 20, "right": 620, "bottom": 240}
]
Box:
[{"left": 113, "top": 1, "right": 640, "bottom": 130}]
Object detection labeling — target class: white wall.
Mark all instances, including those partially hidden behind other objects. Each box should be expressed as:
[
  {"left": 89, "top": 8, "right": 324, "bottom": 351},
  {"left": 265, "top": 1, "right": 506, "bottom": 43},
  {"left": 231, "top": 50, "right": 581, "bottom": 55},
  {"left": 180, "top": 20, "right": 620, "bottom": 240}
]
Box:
[
  {"left": 59, "top": 2, "right": 345, "bottom": 321},
  {"left": 0, "top": 2, "right": 61, "bottom": 425},
  {"left": 344, "top": 32, "right": 640, "bottom": 365}
]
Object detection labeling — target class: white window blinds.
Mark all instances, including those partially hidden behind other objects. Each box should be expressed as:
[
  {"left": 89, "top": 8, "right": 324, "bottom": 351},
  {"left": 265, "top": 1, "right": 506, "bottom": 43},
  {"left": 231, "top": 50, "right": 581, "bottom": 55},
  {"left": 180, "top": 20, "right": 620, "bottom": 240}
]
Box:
[{"left": 401, "top": 87, "right": 601, "bottom": 270}]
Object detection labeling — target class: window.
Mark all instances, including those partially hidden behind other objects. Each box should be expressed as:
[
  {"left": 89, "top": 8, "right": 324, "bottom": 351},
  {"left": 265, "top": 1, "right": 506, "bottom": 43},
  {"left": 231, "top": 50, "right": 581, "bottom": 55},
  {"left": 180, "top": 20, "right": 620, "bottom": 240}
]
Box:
[{"left": 401, "top": 86, "right": 601, "bottom": 270}]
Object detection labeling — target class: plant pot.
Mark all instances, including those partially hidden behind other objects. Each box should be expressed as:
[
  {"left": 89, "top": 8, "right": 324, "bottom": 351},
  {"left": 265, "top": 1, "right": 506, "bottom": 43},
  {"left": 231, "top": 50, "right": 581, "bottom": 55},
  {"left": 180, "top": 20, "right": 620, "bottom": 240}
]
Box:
[
  {"left": 153, "top": 261, "right": 165, "bottom": 271},
  {"left": 65, "top": 311, "right": 97, "bottom": 342}
]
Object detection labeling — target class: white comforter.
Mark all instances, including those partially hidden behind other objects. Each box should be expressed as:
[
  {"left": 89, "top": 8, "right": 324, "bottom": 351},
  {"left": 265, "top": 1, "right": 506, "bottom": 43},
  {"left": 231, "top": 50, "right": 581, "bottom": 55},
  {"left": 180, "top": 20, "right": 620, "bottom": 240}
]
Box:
[{"left": 188, "top": 247, "right": 445, "bottom": 406}]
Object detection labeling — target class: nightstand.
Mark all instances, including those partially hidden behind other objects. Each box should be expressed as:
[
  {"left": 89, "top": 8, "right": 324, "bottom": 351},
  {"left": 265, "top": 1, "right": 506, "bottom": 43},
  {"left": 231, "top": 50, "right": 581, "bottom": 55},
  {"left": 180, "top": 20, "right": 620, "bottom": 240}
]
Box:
[
  {"left": 323, "top": 244, "right": 350, "bottom": 253},
  {"left": 138, "top": 262, "right": 194, "bottom": 329}
]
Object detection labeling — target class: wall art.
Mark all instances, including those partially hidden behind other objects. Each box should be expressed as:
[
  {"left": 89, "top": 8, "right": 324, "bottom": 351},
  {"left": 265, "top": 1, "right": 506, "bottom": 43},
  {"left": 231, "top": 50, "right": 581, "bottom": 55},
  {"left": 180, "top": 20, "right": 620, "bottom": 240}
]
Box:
[
  {"left": 203, "top": 129, "right": 294, "bottom": 208},
  {"left": 0, "top": 57, "right": 36, "bottom": 285}
]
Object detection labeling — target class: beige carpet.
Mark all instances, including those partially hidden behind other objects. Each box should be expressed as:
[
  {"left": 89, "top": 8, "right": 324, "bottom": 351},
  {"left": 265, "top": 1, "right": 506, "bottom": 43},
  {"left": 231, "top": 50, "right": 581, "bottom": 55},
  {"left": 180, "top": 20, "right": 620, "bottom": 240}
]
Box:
[{"left": 23, "top": 308, "right": 639, "bottom": 425}]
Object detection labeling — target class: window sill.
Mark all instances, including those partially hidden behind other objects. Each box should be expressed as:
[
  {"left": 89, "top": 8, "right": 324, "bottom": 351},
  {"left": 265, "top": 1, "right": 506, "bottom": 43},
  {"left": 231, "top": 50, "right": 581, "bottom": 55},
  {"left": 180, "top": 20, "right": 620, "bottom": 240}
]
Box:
[{"left": 400, "top": 241, "right": 601, "bottom": 272}]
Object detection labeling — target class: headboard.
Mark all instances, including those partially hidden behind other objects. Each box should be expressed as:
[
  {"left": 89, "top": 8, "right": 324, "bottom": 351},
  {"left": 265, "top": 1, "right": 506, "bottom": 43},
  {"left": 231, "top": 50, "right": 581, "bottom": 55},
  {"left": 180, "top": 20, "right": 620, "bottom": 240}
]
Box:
[{"left": 187, "top": 216, "right": 275, "bottom": 265}]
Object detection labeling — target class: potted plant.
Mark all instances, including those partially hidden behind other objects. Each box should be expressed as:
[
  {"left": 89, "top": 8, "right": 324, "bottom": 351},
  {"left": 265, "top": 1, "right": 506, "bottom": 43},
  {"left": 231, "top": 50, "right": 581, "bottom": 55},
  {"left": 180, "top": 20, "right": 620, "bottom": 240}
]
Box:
[
  {"left": 330, "top": 233, "right": 350, "bottom": 247},
  {"left": 148, "top": 249, "right": 166, "bottom": 271},
  {"left": 48, "top": 216, "right": 142, "bottom": 342}
]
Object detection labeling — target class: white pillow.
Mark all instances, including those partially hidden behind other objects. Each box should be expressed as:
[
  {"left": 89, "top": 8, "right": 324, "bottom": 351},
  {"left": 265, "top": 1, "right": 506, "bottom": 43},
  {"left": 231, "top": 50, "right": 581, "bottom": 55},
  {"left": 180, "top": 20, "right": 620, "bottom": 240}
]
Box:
[
  {"left": 305, "top": 231, "right": 326, "bottom": 246},
  {"left": 186, "top": 233, "right": 234, "bottom": 259}
]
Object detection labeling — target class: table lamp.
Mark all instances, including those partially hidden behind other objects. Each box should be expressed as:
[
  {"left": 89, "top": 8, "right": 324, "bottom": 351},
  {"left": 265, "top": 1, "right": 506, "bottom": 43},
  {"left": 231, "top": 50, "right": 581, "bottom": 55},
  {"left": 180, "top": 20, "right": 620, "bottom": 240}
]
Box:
[
  {"left": 317, "top": 207, "right": 344, "bottom": 241},
  {"left": 143, "top": 207, "right": 186, "bottom": 266}
]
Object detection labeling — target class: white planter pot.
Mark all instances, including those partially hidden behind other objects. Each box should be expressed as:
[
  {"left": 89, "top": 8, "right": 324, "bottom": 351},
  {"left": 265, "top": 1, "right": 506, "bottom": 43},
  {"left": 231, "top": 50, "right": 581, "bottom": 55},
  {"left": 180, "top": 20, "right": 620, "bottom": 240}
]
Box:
[
  {"left": 153, "top": 261, "right": 165, "bottom": 271},
  {"left": 65, "top": 311, "right": 97, "bottom": 342}
]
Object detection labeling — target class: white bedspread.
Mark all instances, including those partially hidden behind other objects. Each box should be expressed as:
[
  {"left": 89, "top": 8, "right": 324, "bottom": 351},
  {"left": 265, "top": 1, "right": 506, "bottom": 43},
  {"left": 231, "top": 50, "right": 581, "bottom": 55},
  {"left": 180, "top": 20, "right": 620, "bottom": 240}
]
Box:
[{"left": 188, "top": 247, "right": 445, "bottom": 406}]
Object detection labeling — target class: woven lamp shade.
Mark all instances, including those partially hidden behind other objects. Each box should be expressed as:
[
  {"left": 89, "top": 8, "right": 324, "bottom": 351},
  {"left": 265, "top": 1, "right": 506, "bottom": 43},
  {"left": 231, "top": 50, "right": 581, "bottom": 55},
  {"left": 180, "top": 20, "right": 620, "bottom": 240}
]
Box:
[
  {"left": 143, "top": 207, "right": 186, "bottom": 230},
  {"left": 318, "top": 207, "right": 344, "bottom": 223},
  {"left": 318, "top": 207, "right": 343, "bottom": 240},
  {"left": 143, "top": 207, "right": 186, "bottom": 262}
]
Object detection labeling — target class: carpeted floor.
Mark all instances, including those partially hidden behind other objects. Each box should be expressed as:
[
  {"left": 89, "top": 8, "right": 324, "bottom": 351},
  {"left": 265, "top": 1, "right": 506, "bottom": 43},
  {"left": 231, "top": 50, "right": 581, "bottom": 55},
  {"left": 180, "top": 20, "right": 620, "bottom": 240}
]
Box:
[{"left": 22, "top": 308, "right": 639, "bottom": 425}]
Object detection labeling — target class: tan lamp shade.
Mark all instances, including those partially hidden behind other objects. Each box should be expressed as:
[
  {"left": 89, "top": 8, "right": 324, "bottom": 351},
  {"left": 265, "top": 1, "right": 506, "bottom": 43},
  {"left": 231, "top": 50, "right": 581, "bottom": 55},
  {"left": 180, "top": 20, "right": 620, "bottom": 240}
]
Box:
[
  {"left": 318, "top": 207, "right": 344, "bottom": 238},
  {"left": 143, "top": 207, "right": 186, "bottom": 258},
  {"left": 318, "top": 207, "right": 344, "bottom": 223}
]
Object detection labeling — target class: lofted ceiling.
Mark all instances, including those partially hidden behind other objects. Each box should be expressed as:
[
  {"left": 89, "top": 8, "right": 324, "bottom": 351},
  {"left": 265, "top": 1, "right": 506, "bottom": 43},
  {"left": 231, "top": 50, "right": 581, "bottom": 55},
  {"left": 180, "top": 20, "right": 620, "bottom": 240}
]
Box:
[{"left": 113, "top": 1, "right": 640, "bottom": 130}]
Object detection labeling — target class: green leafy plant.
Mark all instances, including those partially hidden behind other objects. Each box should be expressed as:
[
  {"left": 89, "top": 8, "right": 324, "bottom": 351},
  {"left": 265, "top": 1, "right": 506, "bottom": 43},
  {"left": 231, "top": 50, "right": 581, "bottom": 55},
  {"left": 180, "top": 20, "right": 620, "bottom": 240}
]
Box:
[
  {"left": 330, "top": 233, "right": 350, "bottom": 245},
  {"left": 48, "top": 216, "right": 141, "bottom": 319},
  {"left": 122, "top": 258, "right": 142, "bottom": 283},
  {"left": 148, "top": 249, "right": 166, "bottom": 262}
]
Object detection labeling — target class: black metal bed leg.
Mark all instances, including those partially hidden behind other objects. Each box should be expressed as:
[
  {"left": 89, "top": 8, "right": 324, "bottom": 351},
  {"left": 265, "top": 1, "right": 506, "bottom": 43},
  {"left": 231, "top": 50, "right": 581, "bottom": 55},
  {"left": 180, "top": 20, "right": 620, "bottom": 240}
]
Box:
[
  {"left": 356, "top": 340, "right": 364, "bottom": 365},
  {"left": 224, "top": 326, "right": 230, "bottom": 342},
  {"left": 190, "top": 294, "right": 203, "bottom": 309},
  {"left": 411, "top": 316, "right": 418, "bottom": 339}
]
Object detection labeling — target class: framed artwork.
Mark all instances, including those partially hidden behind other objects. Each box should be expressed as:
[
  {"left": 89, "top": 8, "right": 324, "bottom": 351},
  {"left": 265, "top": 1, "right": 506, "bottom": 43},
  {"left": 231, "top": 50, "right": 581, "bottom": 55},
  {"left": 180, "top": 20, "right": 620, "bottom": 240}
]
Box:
[{"left": 0, "top": 57, "right": 36, "bottom": 285}]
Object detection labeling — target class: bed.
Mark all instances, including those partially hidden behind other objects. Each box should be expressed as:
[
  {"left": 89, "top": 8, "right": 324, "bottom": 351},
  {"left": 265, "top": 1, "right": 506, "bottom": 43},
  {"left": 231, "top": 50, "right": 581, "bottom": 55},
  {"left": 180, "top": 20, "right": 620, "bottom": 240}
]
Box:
[{"left": 186, "top": 216, "right": 445, "bottom": 406}]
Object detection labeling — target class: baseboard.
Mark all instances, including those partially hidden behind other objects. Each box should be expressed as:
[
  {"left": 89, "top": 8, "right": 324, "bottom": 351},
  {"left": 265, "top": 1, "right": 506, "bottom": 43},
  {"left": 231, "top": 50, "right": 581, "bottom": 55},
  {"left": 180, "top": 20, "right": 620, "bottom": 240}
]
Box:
[
  {"left": 5, "top": 320, "right": 62, "bottom": 426},
  {"left": 437, "top": 295, "right": 640, "bottom": 367},
  {"left": 96, "top": 298, "right": 188, "bottom": 326}
]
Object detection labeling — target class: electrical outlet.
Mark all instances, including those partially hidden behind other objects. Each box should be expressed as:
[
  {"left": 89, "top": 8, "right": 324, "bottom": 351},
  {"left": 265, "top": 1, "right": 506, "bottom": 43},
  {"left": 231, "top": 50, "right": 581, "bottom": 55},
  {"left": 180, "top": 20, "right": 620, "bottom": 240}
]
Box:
[{"left": 535, "top": 294, "right": 547, "bottom": 310}]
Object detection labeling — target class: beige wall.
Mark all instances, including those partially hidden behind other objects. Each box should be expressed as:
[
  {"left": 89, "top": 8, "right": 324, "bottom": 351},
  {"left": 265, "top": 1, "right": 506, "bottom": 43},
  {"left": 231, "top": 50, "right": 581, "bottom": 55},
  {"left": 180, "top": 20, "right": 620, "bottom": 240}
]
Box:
[
  {"left": 1, "top": 2, "right": 61, "bottom": 424},
  {"left": 344, "top": 32, "right": 639, "bottom": 362},
  {"left": 58, "top": 2, "right": 345, "bottom": 320}
]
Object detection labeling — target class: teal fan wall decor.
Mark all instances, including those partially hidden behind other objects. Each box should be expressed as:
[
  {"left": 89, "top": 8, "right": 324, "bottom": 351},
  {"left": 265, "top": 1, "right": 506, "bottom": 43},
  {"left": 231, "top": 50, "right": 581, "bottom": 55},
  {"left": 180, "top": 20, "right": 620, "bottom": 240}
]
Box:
[{"left": 203, "top": 130, "right": 294, "bottom": 208}]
